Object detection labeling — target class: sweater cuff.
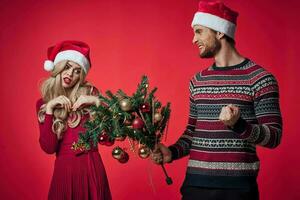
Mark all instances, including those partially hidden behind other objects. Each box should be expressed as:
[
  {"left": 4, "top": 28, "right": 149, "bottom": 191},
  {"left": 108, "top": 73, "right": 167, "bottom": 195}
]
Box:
[
  {"left": 168, "top": 145, "right": 179, "bottom": 161},
  {"left": 230, "top": 117, "right": 247, "bottom": 134}
]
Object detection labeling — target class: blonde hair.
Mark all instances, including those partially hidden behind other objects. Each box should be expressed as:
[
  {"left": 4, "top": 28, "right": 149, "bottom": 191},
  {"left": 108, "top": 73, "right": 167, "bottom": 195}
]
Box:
[{"left": 38, "top": 61, "right": 96, "bottom": 139}]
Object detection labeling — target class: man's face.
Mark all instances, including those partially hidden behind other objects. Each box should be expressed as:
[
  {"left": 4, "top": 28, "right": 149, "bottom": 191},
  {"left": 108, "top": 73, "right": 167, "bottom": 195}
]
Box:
[{"left": 192, "top": 25, "right": 221, "bottom": 58}]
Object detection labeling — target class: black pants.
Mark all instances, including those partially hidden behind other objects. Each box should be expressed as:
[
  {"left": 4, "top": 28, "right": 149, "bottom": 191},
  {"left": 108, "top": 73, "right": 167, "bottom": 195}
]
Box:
[{"left": 180, "top": 185, "right": 259, "bottom": 200}]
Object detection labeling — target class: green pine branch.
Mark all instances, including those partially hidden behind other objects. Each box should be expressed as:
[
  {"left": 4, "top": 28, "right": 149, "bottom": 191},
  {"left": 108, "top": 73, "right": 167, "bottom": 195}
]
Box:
[{"left": 74, "top": 75, "right": 171, "bottom": 152}]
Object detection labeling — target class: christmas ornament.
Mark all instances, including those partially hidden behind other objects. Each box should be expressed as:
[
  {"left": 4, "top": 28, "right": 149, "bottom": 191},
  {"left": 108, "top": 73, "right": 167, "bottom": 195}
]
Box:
[
  {"left": 154, "top": 112, "right": 162, "bottom": 122},
  {"left": 118, "top": 151, "right": 129, "bottom": 164},
  {"left": 138, "top": 146, "right": 150, "bottom": 159},
  {"left": 132, "top": 118, "right": 144, "bottom": 129},
  {"left": 140, "top": 103, "right": 151, "bottom": 113},
  {"left": 105, "top": 138, "right": 115, "bottom": 146},
  {"left": 112, "top": 146, "right": 124, "bottom": 160},
  {"left": 119, "top": 99, "right": 132, "bottom": 111},
  {"left": 98, "top": 132, "right": 109, "bottom": 145}
]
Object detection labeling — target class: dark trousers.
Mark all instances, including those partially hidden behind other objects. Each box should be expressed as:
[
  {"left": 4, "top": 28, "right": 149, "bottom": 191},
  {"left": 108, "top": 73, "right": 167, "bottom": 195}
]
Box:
[{"left": 180, "top": 185, "right": 259, "bottom": 200}]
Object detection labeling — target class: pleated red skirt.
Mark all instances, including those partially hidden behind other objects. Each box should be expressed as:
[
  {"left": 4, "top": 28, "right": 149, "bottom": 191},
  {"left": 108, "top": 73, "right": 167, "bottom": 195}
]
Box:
[{"left": 48, "top": 151, "right": 112, "bottom": 200}]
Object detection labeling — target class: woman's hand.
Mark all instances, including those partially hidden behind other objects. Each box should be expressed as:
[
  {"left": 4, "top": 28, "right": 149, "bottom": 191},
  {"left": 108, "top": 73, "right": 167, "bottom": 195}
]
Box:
[
  {"left": 46, "top": 95, "right": 72, "bottom": 115},
  {"left": 72, "top": 95, "right": 100, "bottom": 111}
]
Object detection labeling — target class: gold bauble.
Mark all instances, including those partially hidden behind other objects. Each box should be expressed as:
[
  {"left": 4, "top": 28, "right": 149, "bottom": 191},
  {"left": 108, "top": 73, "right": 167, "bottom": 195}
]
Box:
[
  {"left": 138, "top": 146, "right": 150, "bottom": 159},
  {"left": 154, "top": 113, "right": 162, "bottom": 122},
  {"left": 112, "top": 146, "right": 124, "bottom": 159},
  {"left": 119, "top": 99, "right": 132, "bottom": 111}
]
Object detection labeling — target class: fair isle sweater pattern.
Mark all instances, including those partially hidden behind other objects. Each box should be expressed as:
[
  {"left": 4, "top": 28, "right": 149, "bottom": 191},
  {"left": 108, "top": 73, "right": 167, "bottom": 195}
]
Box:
[{"left": 169, "top": 59, "right": 282, "bottom": 189}]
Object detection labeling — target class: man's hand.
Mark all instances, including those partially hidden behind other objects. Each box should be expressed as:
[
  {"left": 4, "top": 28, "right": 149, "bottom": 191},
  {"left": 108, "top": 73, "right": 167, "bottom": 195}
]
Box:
[
  {"left": 219, "top": 104, "right": 240, "bottom": 127},
  {"left": 150, "top": 143, "right": 172, "bottom": 164}
]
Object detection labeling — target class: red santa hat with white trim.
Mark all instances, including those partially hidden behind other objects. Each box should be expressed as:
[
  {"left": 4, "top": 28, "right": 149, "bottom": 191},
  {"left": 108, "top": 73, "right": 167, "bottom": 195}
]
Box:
[
  {"left": 191, "top": 1, "right": 239, "bottom": 39},
  {"left": 44, "top": 40, "right": 91, "bottom": 74}
]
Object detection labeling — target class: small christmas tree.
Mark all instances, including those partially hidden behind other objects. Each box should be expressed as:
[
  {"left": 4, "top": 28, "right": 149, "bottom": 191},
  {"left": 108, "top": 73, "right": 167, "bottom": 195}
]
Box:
[{"left": 72, "top": 75, "right": 172, "bottom": 184}]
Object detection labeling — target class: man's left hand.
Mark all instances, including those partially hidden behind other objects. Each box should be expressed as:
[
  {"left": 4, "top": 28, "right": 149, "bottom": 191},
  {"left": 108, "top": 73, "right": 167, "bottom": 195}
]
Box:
[{"left": 219, "top": 104, "right": 240, "bottom": 127}]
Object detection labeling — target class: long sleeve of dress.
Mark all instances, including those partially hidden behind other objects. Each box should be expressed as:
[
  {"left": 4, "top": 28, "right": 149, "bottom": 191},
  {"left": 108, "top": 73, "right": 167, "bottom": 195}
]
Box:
[{"left": 36, "top": 99, "right": 58, "bottom": 154}]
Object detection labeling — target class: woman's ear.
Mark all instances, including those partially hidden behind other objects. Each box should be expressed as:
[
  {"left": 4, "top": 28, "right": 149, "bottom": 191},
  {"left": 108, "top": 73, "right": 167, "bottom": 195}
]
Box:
[{"left": 216, "top": 32, "right": 225, "bottom": 40}]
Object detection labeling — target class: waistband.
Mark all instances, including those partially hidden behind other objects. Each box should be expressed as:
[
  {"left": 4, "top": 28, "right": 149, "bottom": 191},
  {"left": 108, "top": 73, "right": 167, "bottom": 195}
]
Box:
[{"left": 56, "top": 145, "right": 99, "bottom": 157}]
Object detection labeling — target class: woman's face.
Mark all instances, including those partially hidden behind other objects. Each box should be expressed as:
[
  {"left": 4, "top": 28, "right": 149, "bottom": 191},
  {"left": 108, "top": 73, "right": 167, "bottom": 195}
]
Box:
[{"left": 61, "top": 61, "right": 82, "bottom": 89}]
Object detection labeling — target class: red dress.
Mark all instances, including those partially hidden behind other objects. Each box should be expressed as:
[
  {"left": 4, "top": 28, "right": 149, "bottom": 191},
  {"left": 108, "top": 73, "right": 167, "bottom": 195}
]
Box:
[{"left": 36, "top": 99, "right": 112, "bottom": 200}]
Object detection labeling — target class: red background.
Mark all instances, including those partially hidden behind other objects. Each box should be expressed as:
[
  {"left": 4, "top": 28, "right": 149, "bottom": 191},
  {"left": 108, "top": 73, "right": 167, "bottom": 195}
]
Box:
[{"left": 0, "top": 0, "right": 299, "bottom": 199}]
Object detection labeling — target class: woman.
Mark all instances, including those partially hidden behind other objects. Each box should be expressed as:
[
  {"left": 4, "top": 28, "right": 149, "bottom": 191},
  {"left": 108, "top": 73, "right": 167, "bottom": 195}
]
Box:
[{"left": 36, "top": 40, "right": 112, "bottom": 200}]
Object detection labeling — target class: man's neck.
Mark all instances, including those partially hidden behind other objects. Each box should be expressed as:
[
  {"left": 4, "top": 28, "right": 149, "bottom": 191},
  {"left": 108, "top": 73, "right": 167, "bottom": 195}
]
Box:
[{"left": 214, "top": 43, "right": 245, "bottom": 67}]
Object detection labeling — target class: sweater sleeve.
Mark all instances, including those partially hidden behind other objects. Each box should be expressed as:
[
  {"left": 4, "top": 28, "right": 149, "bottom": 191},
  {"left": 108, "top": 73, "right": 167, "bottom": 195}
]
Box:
[
  {"left": 231, "top": 73, "right": 282, "bottom": 148},
  {"left": 168, "top": 80, "right": 197, "bottom": 160},
  {"left": 36, "top": 99, "right": 58, "bottom": 154}
]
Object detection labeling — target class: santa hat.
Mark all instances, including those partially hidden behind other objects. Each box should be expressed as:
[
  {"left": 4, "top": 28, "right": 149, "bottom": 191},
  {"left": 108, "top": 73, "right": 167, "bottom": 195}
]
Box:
[
  {"left": 191, "top": 1, "right": 239, "bottom": 39},
  {"left": 44, "top": 40, "right": 91, "bottom": 74}
]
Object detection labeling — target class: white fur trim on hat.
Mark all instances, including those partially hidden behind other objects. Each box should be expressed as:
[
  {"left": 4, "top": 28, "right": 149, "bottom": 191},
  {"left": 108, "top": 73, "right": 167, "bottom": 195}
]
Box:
[
  {"left": 54, "top": 50, "right": 90, "bottom": 74},
  {"left": 44, "top": 60, "right": 55, "bottom": 71},
  {"left": 191, "top": 12, "right": 236, "bottom": 39}
]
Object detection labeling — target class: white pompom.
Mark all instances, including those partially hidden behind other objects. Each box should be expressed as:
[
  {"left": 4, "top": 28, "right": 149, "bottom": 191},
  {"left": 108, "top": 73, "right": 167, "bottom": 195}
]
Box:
[{"left": 44, "top": 60, "right": 54, "bottom": 71}]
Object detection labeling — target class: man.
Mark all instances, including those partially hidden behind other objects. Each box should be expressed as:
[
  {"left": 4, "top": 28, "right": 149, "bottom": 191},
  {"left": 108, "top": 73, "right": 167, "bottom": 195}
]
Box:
[{"left": 151, "top": 1, "right": 282, "bottom": 200}]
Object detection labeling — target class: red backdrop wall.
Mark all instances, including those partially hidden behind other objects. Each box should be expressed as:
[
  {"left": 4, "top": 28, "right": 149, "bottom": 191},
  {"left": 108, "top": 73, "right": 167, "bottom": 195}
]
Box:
[{"left": 0, "top": 0, "right": 299, "bottom": 199}]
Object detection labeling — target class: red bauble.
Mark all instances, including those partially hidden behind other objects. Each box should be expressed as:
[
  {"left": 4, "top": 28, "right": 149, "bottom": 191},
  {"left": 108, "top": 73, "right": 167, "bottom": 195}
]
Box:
[
  {"left": 118, "top": 151, "right": 129, "bottom": 163},
  {"left": 98, "top": 132, "right": 108, "bottom": 145},
  {"left": 140, "top": 103, "right": 150, "bottom": 113},
  {"left": 132, "top": 118, "right": 144, "bottom": 129},
  {"left": 105, "top": 138, "right": 115, "bottom": 146},
  {"left": 98, "top": 131, "right": 114, "bottom": 146}
]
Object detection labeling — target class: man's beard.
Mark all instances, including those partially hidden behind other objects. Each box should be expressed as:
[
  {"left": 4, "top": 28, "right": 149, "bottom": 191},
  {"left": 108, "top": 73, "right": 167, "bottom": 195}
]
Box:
[{"left": 199, "top": 39, "right": 221, "bottom": 58}]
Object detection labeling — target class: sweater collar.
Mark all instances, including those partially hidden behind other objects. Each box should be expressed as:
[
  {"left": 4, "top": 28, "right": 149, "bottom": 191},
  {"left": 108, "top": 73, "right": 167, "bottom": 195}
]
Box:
[{"left": 211, "top": 58, "right": 249, "bottom": 71}]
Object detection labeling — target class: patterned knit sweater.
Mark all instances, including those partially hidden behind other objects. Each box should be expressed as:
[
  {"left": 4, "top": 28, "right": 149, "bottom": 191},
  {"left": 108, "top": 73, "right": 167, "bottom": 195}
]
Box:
[{"left": 169, "top": 59, "right": 282, "bottom": 189}]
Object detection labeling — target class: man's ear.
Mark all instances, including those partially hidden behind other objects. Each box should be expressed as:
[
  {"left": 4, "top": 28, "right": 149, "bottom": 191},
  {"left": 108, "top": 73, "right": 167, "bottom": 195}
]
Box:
[{"left": 216, "top": 32, "right": 225, "bottom": 40}]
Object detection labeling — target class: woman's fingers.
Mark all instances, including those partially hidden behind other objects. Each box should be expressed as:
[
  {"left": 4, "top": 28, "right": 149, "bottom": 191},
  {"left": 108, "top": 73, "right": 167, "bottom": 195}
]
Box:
[
  {"left": 63, "top": 96, "right": 72, "bottom": 111},
  {"left": 73, "top": 96, "right": 84, "bottom": 111},
  {"left": 55, "top": 96, "right": 72, "bottom": 111},
  {"left": 56, "top": 95, "right": 98, "bottom": 112},
  {"left": 73, "top": 95, "right": 96, "bottom": 111},
  {"left": 59, "top": 96, "right": 68, "bottom": 111}
]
